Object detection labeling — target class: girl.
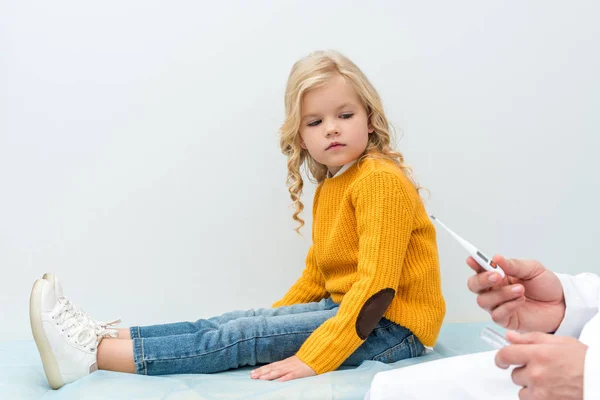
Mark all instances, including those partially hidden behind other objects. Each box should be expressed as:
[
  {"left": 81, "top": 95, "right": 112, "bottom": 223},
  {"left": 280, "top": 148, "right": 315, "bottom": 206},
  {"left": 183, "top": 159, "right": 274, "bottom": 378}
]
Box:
[{"left": 29, "top": 50, "right": 446, "bottom": 390}]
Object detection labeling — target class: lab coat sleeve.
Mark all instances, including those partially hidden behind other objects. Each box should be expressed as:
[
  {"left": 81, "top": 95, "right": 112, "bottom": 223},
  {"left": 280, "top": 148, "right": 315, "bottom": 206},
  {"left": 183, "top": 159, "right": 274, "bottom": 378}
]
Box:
[{"left": 553, "top": 273, "right": 600, "bottom": 338}]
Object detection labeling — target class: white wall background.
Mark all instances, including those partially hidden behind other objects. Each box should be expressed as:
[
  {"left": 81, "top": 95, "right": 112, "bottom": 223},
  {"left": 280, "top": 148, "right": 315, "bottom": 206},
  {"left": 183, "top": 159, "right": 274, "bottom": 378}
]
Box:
[{"left": 1, "top": 1, "right": 599, "bottom": 340}]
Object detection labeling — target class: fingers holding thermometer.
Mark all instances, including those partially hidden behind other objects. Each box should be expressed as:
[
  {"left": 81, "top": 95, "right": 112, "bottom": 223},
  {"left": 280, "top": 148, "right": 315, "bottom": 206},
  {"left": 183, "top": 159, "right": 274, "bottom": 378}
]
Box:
[
  {"left": 467, "top": 255, "right": 527, "bottom": 327},
  {"left": 466, "top": 255, "right": 523, "bottom": 291},
  {"left": 466, "top": 255, "right": 524, "bottom": 292}
]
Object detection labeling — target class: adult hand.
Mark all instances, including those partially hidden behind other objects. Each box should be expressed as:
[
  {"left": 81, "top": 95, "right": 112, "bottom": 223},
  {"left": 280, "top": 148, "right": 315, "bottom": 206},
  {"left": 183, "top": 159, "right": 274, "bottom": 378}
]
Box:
[
  {"left": 467, "top": 255, "right": 565, "bottom": 332},
  {"left": 496, "top": 331, "right": 587, "bottom": 400}
]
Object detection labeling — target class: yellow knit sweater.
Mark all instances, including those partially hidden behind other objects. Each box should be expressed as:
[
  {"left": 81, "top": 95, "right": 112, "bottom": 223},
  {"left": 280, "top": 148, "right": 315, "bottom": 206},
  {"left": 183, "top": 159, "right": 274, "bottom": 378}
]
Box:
[{"left": 273, "top": 158, "right": 445, "bottom": 374}]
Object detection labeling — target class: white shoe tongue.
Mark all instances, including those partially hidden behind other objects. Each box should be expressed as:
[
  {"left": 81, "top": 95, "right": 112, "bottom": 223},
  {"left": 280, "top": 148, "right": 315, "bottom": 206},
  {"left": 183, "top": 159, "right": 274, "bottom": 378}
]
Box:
[
  {"left": 53, "top": 276, "right": 64, "bottom": 298},
  {"left": 42, "top": 280, "right": 59, "bottom": 312}
]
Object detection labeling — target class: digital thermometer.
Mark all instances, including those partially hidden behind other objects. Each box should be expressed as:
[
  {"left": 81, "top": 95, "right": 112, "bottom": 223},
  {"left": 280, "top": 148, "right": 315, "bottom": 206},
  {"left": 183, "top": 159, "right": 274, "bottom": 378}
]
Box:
[{"left": 430, "top": 215, "right": 505, "bottom": 279}]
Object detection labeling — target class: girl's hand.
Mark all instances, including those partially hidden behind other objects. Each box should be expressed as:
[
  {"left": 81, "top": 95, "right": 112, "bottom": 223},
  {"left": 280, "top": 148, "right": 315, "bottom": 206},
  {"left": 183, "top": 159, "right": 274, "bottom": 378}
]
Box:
[{"left": 250, "top": 355, "right": 316, "bottom": 382}]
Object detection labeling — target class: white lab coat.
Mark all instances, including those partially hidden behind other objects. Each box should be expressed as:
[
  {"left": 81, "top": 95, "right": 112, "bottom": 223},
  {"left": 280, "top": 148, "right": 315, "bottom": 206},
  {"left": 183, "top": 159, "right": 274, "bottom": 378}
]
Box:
[{"left": 365, "top": 272, "right": 600, "bottom": 399}]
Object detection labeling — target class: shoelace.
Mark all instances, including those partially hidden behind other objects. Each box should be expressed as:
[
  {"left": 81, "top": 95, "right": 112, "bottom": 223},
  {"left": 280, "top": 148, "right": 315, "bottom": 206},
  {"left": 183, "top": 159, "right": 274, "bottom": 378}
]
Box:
[
  {"left": 75, "top": 307, "right": 121, "bottom": 335},
  {"left": 53, "top": 298, "right": 119, "bottom": 351},
  {"left": 58, "top": 297, "right": 122, "bottom": 334}
]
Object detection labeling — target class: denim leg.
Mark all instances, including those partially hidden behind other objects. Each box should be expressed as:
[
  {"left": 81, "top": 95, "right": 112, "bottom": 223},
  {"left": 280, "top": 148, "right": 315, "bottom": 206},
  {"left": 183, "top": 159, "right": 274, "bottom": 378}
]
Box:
[
  {"left": 133, "top": 299, "right": 339, "bottom": 375},
  {"left": 132, "top": 298, "right": 424, "bottom": 376},
  {"left": 129, "top": 298, "right": 337, "bottom": 340}
]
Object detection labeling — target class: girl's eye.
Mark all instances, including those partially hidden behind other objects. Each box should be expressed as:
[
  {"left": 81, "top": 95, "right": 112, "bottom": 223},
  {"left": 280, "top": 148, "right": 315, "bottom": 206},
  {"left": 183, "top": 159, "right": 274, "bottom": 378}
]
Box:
[
  {"left": 340, "top": 113, "right": 354, "bottom": 119},
  {"left": 307, "top": 119, "right": 322, "bottom": 127}
]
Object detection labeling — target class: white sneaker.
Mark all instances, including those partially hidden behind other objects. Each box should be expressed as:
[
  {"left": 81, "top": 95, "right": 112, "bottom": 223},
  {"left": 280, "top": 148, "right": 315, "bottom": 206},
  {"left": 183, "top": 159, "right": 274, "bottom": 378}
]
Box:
[
  {"left": 42, "top": 273, "right": 121, "bottom": 334},
  {"left": 29, "top": 278, "right": 118, "bottom": 389}
]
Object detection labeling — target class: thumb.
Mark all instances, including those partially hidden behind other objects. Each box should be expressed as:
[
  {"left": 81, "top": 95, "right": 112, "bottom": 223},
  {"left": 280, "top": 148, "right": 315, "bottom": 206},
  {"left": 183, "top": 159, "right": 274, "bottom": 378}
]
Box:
[
  {"left": 493, "top": 255, "right": 546, "bottom": 281},
  {"left": 506, "top": 331, "right": 560, "bottom": 345}
]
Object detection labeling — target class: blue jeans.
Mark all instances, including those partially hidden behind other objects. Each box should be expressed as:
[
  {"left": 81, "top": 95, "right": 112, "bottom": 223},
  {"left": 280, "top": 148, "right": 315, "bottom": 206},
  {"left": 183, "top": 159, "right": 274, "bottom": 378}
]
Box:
[{"left": 129, "top": 298, "right": 424, "bottom": 375}]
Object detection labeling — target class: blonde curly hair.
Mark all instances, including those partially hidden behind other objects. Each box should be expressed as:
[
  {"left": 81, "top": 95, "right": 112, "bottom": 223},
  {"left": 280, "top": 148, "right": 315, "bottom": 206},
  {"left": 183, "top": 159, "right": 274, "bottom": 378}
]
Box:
[{"left": 280, "top": 50, "right": 419, "bottom": 233}]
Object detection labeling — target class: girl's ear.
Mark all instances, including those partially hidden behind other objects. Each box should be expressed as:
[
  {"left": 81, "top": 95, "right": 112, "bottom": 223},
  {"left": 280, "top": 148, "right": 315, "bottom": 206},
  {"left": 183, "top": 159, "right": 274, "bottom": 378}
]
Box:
[
  {"left": 300, "top": 139, "right": 307, "bottom": 150},
  {"left": 368, "top": 124, "right": 375, "bottom": 134}
]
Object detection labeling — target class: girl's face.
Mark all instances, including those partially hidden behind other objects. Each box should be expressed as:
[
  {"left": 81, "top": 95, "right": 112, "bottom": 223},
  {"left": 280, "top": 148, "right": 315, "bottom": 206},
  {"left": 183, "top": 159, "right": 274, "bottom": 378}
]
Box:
[{"left": 299, "top": 75, "right": 373, "bottom": 176}]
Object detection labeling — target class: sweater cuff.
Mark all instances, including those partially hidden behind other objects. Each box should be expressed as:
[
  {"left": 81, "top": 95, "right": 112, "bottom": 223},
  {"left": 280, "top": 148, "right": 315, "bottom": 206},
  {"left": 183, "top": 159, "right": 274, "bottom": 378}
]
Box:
[{"left": 296, "top": 333, "right": 355, "bottom": 374}]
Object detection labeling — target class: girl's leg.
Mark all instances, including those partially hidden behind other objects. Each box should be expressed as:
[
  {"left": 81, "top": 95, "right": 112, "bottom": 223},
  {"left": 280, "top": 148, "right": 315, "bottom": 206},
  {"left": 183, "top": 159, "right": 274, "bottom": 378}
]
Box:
[
  {"left": 98, "top": 300, "right": 340, "bottom": 374},
  {"left": 99, "top": 321, "right": 424, "bottom": 374}
]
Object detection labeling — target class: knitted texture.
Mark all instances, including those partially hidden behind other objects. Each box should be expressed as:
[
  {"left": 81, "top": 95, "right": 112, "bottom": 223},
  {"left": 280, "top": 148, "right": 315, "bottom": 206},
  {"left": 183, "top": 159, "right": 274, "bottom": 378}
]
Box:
[{"left": 273, "top": 158, "right": 445, "bottom": 374}]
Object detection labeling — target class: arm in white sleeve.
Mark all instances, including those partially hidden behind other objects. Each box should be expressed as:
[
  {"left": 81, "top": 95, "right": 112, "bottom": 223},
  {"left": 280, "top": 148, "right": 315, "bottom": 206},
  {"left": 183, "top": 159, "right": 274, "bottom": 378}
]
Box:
[
  {"left": 553, "top": 273, "right": 600, "bottom": 399},
  {"left": 554, "top": 273, "right": 600, "bottom": 338}
]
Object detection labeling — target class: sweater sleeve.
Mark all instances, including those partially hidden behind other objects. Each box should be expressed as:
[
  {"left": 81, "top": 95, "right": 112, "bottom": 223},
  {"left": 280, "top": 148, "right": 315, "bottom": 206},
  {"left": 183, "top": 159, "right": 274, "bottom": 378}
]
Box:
[
  {"left": 295, "top": 171, "right": 417, "bottom": 374},
  {"left": 272, "top": 186, "right": 327, "bottom": 307}
]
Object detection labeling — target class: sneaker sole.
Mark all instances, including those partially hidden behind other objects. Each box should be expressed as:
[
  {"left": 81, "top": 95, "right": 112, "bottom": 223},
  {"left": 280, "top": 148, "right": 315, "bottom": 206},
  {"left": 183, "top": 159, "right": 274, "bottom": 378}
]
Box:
[{"left": 29, "top": 279, "right": 64, "bottom": 390}]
